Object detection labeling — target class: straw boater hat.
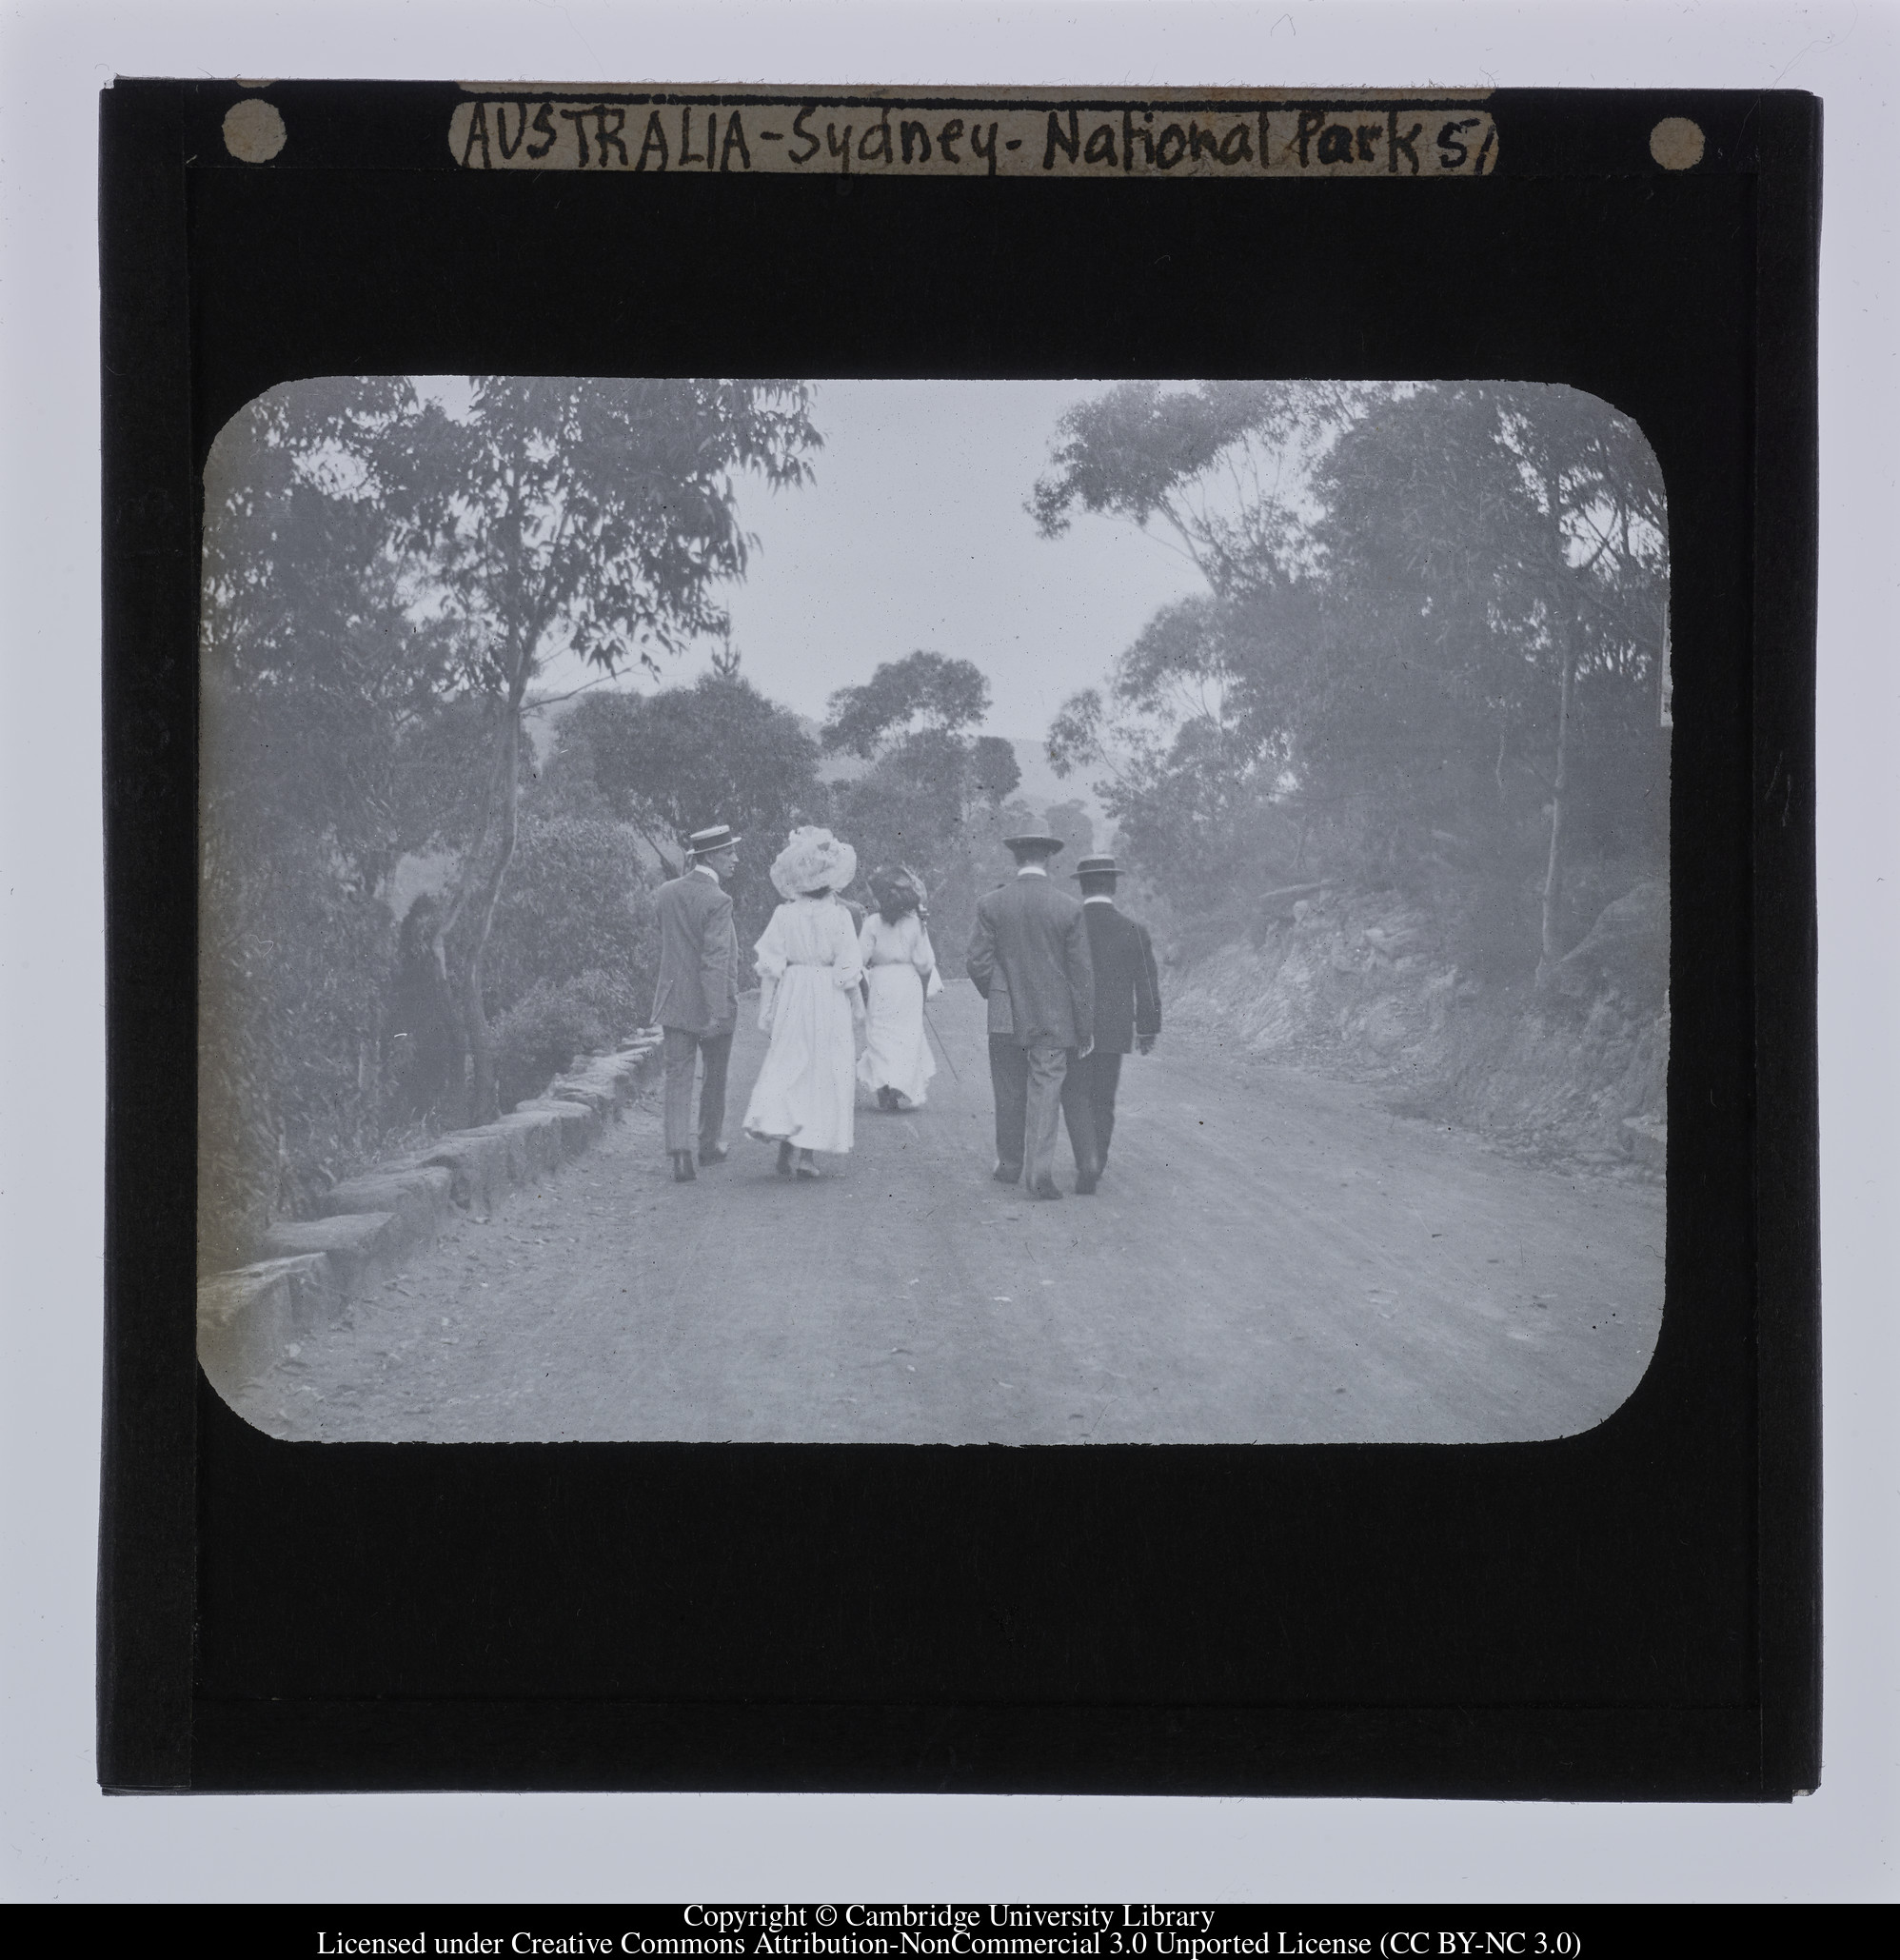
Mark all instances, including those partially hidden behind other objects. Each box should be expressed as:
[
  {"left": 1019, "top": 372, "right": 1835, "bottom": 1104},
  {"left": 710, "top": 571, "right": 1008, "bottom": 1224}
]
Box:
[
  {"left": 770, "top": 826, "right": 859, "bottom": 901},
  {"left": 1070, "top": 855, "right": 1120, "bottom": 880},
  {"left": 1002, "top": 831, "right": 1066, "bottom": 857},
  {"left": 684, "top": 822, "right": 741, "bottom": 859}
]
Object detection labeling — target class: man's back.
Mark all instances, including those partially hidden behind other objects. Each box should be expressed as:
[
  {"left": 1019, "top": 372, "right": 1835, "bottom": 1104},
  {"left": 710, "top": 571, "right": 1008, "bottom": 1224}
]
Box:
[
  {"left": 969, "top": 875, "right": 1094, "bottom": 1050},
  {"left": 1083, "top": 902, "right": 1162, "bottom": 1053},
  {"left": 651, "top": 872, "right": 737, "bottom": 1033}
]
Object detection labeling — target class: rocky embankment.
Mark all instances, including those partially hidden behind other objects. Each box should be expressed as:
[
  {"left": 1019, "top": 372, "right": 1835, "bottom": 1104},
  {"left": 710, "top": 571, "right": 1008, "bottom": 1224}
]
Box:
[{"left": 1164, "top": 884, "right": 1669, "bottom": 1176}]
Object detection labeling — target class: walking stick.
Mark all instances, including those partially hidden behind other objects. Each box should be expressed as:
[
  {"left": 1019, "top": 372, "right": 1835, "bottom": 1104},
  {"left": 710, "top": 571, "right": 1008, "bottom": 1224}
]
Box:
[{"left": 920, "top": 987, "right": 960, "bottom": 1083}]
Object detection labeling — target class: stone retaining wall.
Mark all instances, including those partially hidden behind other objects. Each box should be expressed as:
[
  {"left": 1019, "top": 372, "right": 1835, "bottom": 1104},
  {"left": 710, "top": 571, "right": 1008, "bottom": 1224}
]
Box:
[{"left": 197, "top": 1037, "right": 663, "bottom": 1395}]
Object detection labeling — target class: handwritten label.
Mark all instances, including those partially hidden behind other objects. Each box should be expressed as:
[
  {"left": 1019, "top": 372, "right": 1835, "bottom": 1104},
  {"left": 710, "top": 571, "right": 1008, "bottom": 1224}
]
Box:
[{"left": 447, "top": 93, "right": 1498, "bottom": 179}]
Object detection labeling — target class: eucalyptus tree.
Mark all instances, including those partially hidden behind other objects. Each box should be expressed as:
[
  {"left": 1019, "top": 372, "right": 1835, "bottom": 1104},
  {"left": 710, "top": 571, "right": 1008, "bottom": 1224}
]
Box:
[
  {"left": 556, "top": 666, "right": 826, "bottom": 947},
  {"left": 202, "top": 374, "right": 822, "bottom": 1156},
  {"left": 397, "top": 376, "right": 821, "bottom": 1117},
  {"left": 1309, "top": 383, "right": 1668, "bottom": 977},
  {"left": 820, "top": 650, "right": 1020, "bottom": 943},
  {"left": 1035, "top": 380, "right": 1668, "bottom": 974}
]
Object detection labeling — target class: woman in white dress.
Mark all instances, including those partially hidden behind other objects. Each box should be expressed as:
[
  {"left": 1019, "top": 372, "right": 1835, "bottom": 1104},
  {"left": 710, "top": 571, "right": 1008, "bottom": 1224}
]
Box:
[
  {"left": 857, "top": 865, "right": 941, "bottom": 1112},
  {"left": 741, "top": 827, "right": 864, "bottom": 1179}
]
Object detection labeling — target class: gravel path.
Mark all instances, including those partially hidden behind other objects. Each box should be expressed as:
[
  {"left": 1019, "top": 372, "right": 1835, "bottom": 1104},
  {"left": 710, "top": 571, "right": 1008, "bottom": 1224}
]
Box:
[{"left": 228, "top": 978, "right": 1665, "bottom": 1445}]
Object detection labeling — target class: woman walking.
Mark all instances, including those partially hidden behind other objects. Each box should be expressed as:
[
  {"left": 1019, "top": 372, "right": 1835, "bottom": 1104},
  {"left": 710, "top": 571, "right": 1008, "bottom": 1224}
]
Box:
[
  {"left": 857, "top": 866, "right": 941, "bottom": 1112},
  {"left": 742, "top": 827, "right": 864, "bottom": 1179}
]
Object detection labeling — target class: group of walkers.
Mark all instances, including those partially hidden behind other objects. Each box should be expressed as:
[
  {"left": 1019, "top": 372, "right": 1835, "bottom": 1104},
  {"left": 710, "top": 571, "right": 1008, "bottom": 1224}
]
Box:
[{"left": 649, "top": 820, "right": 1160, "bottom": 1197}]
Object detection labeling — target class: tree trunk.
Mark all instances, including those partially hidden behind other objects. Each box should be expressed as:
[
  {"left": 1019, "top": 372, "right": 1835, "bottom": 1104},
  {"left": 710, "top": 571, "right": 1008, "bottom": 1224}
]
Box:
[{"left": 1536, "top": 626, "right": 1578, "bottom": 988}]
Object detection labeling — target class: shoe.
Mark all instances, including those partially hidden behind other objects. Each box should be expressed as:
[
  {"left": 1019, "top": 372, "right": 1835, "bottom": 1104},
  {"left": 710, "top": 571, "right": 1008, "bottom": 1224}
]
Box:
[
  {"left": 672, "top": 1153, "right": 697, "bottom": 1182},
  {"left": 699, "top": 1142, "right": 729, "bottom": 1166},
  {"left": 993, "top": 1162, "right": 1022, "bottom": 1184},
  {"left": 776, "top": 1140, "right": 795, "bottom": 1178},
  {"left": 1074, "top": 1169, "right": 1098, "bottom": 1195},
  {"left": 795, "top": 1150, "right": 821, "bottom": 1181},
  {"left": 876, "top": 1085, "right": 898, "bottom": 1112},
  {"left": 1029, "top": 1178, "right": 1063, "bottom": 1200}
]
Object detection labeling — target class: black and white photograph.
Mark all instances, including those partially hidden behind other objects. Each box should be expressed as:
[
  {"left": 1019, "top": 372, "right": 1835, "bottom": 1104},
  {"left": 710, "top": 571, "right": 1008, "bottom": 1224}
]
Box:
[
  {"left": 0, "top": 0, "right": 1874, "bottom": 1891},
  {"left": 196, "top": 373, "right": 1672, "bottom": 1447}
]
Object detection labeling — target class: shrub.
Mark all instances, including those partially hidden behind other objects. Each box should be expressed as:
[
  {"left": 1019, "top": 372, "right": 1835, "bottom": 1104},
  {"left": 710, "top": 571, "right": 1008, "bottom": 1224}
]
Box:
[
  {"left": 492, "top": 969, "right": 648, "bottom": 1111},
  {"left": 483, "top": 814, "right": 660, "bottom": 1015}
]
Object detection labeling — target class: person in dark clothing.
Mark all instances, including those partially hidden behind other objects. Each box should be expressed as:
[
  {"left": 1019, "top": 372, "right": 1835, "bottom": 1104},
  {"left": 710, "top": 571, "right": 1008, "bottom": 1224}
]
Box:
[
  {"left": 965, "top": 832, "right": 1095, "bottom": 1198},
  {"left": 1059, "top": 856, "right": 1161, "bottom": 1193},
  {"left": 386, "top": 893, "right": 461, "bottom": 1123}
]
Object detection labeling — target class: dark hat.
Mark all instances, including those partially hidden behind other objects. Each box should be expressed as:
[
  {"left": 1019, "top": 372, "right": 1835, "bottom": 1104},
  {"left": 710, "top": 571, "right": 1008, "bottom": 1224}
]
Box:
[
  {"left": 1071, "top": 855, "right": 1120, "bottom": 880},
  {"left": 1002, "top": 832, "right": 1066, "bottom": 857},
  {"left": 684, "top": 823, "right": 741, "bottom": 857}
]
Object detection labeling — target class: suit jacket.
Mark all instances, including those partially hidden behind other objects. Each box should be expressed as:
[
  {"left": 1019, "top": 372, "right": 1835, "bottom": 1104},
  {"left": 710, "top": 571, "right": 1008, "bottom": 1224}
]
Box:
[
  {"left": 966, "top": 872, "right": 1095, "bottom": 1050},
  {"left": 1081, "top": 901, "right": 1162, "bottom": 1053},
  {"left": 650, "top": 869, "right": 739, "bottom": 1035}
]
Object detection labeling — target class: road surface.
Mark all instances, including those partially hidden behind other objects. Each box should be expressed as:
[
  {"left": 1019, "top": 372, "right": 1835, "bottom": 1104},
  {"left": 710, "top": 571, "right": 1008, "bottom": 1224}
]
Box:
[{"left": 228, "top": 978, "right": 1665, "bottom": 1445}]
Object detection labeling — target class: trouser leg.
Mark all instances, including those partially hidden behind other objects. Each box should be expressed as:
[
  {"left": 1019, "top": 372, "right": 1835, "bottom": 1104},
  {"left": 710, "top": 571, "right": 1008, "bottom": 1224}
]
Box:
[
  {"left": 662, "top": 1027, "right": 700, "bottom": 1154},
  {"left": 697, "top": 1031, "right": 732, "bottom": 1153},
  {"left": 1023, "top": 1045, "right": 1071, "bottom": 1190},
  {"left": 1060, "top": 1052, "right": 1101, "bottom": 1177},
  {"left": 1092, "top": 1051, "right": 1123, "bottom": 1165},
  {"left": 988, "top": 1036, "right": 1028, "bottom": 1174}
]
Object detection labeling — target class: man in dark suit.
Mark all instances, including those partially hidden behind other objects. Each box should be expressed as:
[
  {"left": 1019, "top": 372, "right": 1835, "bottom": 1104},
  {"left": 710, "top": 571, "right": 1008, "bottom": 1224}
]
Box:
[
  {"left": 650, "top": 823, "right": 741, "bottom": 1183},
  {"left": 1060, "top": 855, "right": 1162, "bottom": 1193},
  {"left": 965, "top": 832, "right": 1095, "bottom": 1198}
]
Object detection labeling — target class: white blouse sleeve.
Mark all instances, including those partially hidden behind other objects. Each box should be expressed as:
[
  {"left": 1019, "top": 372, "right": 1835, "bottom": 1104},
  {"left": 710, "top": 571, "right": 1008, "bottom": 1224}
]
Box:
[
  {"left": 753, "top": 905, "right": 789, "bottom": 980},
  {"left": 831, "top": 903, "right": 865, "bottom": 990},
  {"left": 753, "top": 906, "right": 788, "bottom": 1028}
]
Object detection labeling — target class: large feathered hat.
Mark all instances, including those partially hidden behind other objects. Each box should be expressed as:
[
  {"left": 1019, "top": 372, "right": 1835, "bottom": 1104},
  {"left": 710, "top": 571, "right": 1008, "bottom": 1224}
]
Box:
[{"left": 770, "top": 825, "right": 859, "bottom": 901}]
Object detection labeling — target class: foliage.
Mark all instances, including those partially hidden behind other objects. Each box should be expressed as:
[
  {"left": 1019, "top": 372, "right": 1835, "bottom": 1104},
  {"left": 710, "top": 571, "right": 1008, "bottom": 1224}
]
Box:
[
  {"left": 481, "top": 814, "right": 661, "bottom": 1018},
  {"left": 395, "top": 376, "right": 821, "bottom": 1117},
  {"left": 198, "top": 824, "right": 397, "bottom": 1271},
  {"left": 1040, "top": 381, "right": 1670, "bottom": 986},
  {"left": 492, "top": 970, "right": 649, "bottom": 1113},
  {"left": 820, "top": 649, "right": 992, "bottom": 756},
  {"left": 1040, "top": 799, "right": 1098, "bottom": 863},
  {"left": 969, "top": 734, "right": 1022, "bottom": 804},
  {"left": 197, "top": 376, "right": 821, "bottom": 1257},
  {"left": 552, "top": 670, "right": 825, "bottom": 946},
  {"left": 1030, "top": 380, "right": 1367, "bottom": 585},
  {"left": 821, "top": 656, "right": 1023, "bottom": 950}
]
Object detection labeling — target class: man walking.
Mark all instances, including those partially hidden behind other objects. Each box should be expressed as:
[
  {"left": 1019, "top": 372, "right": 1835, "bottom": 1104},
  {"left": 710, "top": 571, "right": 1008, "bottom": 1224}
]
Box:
[
  {"left": 966, "top": 831, "right": 1095, "bottom": 1199},
  {"left": 651, "top": 823, "right": 742, "bottom": 1183},
  {"left": 1060, "top": 855, "right": 1162, "bottom": 1193}
]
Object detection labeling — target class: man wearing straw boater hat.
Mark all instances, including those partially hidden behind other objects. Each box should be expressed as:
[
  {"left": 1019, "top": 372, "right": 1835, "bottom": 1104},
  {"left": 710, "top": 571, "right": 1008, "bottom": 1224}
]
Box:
[
  {"left": 650, "top": 823, "right": 742, "bottom": 1183},
  {"left": 965, "top": 830, "right": 1095, "bottom": 1198},
  {"left": 1060, "top": 855, "right": 1162, "bottom": 1191}
]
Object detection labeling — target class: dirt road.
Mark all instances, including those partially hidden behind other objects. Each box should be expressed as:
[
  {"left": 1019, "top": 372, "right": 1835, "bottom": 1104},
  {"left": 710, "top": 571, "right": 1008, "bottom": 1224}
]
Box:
[{"left": 232, "top": 978, "right": 1665, "bottom": 1446}]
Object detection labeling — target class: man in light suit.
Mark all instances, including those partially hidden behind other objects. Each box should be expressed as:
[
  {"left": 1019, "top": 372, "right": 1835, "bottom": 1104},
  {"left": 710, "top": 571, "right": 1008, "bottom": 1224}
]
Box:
[
  {"left": 966, "top": 832, "right": 1095, "bottom": 1199},
  {"left": 1060, "top": 856, "right": 1162, "bottom": 1193},
  {"left": 651, "top": 822, "right": 741, "bottom": 1183}
]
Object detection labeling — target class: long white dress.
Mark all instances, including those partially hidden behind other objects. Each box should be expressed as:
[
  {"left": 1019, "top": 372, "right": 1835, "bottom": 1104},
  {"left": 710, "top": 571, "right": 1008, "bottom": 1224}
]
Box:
[
  {"left": 856, "top": 910, "right": 941, "bottom": 1108},
  {"left": 742, "top": 897, "right": 865, "bottom": 1155}
]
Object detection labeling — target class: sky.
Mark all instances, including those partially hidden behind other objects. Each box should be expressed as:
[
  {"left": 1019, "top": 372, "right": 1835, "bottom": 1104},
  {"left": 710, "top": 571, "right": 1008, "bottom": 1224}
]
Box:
[{"left": 532, "top": 378, "right": 1206, "bottom": 743}]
